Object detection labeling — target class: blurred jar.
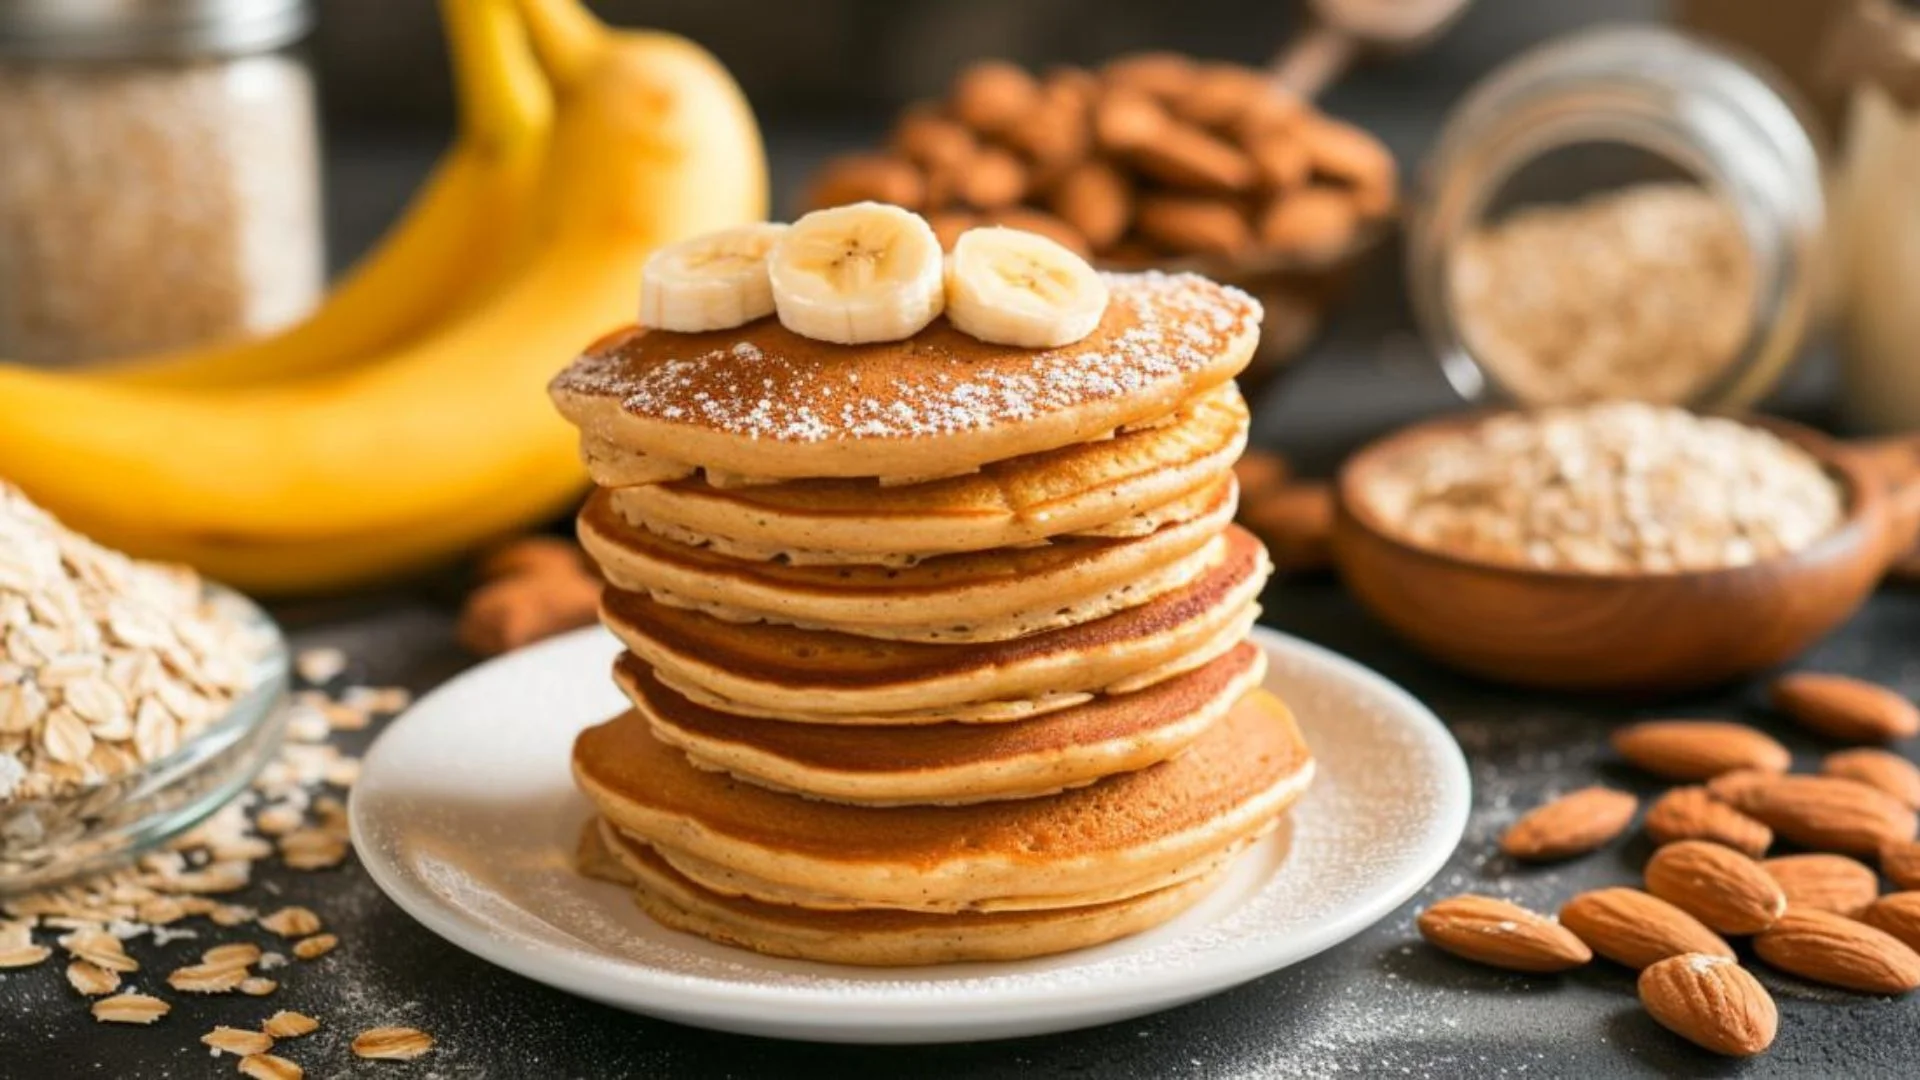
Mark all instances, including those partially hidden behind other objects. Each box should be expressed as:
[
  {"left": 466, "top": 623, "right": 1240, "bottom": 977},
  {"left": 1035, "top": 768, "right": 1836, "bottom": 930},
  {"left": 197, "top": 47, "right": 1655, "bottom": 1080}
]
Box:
[
  {"left": 1830, "top": 0, "right": 1920, "bottom": 434},
  {"left": 1406, "top": 26, "right": 1826, "bottom": 409},
  {"left": 0, "top": 0, "right": 322, "bottom": 367}
]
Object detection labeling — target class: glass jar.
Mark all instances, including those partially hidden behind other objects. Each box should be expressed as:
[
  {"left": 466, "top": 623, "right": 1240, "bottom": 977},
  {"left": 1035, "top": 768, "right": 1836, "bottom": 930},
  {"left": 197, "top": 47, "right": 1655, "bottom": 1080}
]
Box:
[
  {"left": 0, "top": 0, "right": 322, "bottom": 367},
  {"left": 1406, "top": 26, "right": 1826, "bottom": 410}
]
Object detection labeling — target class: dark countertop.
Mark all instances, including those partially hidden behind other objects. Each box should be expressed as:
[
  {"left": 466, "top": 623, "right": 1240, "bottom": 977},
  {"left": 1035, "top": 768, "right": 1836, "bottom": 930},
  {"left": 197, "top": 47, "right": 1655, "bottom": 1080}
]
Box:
[{"left": 11, "top": 0, "right": 1920, "bottom": 1075}]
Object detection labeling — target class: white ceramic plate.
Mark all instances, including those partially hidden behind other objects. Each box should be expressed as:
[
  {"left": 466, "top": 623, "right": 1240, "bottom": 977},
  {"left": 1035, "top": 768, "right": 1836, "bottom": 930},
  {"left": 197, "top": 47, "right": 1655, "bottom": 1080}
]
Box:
[{"left": 351, "top": 624, "right": 1469, "bottom": 1044}]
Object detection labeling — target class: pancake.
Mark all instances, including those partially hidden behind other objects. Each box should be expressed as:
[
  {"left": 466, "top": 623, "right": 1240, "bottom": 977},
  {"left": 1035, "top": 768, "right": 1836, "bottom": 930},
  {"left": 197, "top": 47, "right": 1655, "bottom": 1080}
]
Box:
[
  {"left": 579, "top": 477, "right": 1237, "bottom": 643},
  {"left": 616, "top": 642, "right": 1266, "bottom": 805},
  {"left": 549, "top": 271, "right": 1261, "bottom": 484},
  {"left": 598, "top": 525, "right": 1271, "bottom": 718},
  {"left": 572, "top": 688, "right": 1313, "bottom": 913},
  {"left": 591, "top": 823, "right": 1231, "bottom": 966},
  {"left": 599, "top": 382, "right": 1247, "bottom": 565}
]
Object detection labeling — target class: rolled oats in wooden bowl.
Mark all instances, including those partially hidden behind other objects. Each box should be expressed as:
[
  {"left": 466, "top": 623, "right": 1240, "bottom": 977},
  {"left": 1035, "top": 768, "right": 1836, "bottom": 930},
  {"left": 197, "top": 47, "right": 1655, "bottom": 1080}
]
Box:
[{"left": 0, "top": 484, "right": 288, "bottom": 892}]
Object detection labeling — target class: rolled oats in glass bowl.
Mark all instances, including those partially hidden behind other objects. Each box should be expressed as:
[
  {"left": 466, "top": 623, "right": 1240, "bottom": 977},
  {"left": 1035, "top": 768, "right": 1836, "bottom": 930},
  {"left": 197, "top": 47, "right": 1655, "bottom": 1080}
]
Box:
[{"left": 0, "top": 484, "right": 289, "bottom": 893}]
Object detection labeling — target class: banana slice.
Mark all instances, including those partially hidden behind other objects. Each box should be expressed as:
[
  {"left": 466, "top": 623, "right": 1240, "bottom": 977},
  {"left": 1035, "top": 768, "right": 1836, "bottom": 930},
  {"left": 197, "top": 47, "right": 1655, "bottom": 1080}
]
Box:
[
  {"left": 768, "top": 202, "right": 945, "bottom": 344},
  {"left": 640, "top": 223, "right": 790, "bottom": 333},
  {"left": 945, "top": 226, "right": 1110, "bottom": 348}
]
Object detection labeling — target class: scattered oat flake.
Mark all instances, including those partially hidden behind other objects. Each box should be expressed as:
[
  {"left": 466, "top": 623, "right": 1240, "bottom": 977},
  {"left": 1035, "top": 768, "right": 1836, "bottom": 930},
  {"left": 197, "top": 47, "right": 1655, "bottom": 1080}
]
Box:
[
  {"left": 254, "top": 804, "right": 304, "bottom": 836},
  {"left": 352, "top": 1026, "right": 434, "bottom": 1061},
  {"left": 278, "top": 829, "right": 347, "bottom": 870},
  {"left": 92, "top": 992, "right": 170, "bottom": 1024},
  {"left": 61, "top": 928, "right": 138, "bottom": 972},
  {"left": 293, "top": 646, "right": 347, "bottom": 684},
  {"left": 258, "top": 906, "right": 321, "bottom": 938},
  {"left": 168, "top": 960, "right": 248, "bottom": 993},
  {"left": 291, "top": 933, "right": 336, "bottom": 960},
  {"left": 263, "top": 1010, "right": 318, "bottom": 1038},
  {"left": 238, "top": 1052, "right": 303, "bottom": 1080},
  {"left": 239, "top": 976, "right": 278, "bottom": 996},
  {"left": 66, "top": 959, "right": 119, "bottom": 995},
  {"left": 0, "top": 943, "right": 51, "bottom": 968},
  {"left": 202, "top": 1025, "right": 274, "bottom": 1057},
  {"left": 201, "top": 941, "right": 262, "bottom": 968}
]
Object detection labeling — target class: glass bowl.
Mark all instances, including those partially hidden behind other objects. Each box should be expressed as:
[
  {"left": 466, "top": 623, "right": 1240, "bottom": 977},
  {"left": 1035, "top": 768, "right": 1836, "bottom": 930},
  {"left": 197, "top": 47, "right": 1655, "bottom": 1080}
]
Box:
[{"left": 0, "top": 586, "right": 290, "bottom": 894}]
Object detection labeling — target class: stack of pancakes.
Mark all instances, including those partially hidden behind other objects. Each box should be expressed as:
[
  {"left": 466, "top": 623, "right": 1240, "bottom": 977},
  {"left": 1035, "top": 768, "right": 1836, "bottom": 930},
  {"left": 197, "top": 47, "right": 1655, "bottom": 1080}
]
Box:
[{"left": 549, "top": 271, "right": 1314, "bottom": 966}]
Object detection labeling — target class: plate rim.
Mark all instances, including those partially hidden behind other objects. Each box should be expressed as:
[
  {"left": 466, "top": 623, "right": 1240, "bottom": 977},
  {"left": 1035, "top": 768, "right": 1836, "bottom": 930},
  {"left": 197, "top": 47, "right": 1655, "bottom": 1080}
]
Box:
[{"left": 350, "top": 624, "right": 1469, "bottom": 1035}]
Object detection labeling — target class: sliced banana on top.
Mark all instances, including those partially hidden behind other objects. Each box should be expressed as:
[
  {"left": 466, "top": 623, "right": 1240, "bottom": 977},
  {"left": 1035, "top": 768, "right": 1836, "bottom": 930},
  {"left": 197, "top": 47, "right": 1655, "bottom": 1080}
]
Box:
[
  {"left": 768, "top": 202, "right": 945, "bottom": 345},
  {"left": 945, "top": 226, "right": 1110, "bottom": 349},
  {"left": 640, "top": 222, "right": 790, "bottom": 334}
]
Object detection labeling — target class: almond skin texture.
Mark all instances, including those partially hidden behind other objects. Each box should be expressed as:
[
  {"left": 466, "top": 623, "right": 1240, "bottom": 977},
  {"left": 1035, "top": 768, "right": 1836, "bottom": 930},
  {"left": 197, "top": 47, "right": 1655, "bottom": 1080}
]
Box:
[
  {"left": 1714, "top": 774, "right": 1918, "bottom": 857},
  {"left": 1771, "top": 673, "right": 1920, "bottom": 743},
  {"left": 1500, "top": 786, "right": 1638, "bottom": 862},
  {"left": 1644, "top": 841, "right": 1786, "bottom": 935},
  {"left": 1644, "top": 787, "right": 1773, "bottom": 858},
  {"left": 1762, "top": 854, "right": 1880, "bottom": 918},
  {"left": 1612, "top": 721, "right": 1792, "bottom": 781},
  {"left": 1754, "top": 907, "right": 1920, "bottom": 994},
  {"left": 1559, "top": 887, "right": 1734, "bottom": 970},
  {"left": 1637, "top": 954, "right": 1778, "bottom": 1057},
  {"left": 1883, "top": 839, "right": 1920, "bottom": 890},
  {"left": 1416, "top": 894, "right": 1592, "bottom": 973},
  {"left": 1823, "top": 748, "right": 1920, "bottom": 810},
  {"left": 1863, "top": 892, "right": 1920, "bottom": 954}
]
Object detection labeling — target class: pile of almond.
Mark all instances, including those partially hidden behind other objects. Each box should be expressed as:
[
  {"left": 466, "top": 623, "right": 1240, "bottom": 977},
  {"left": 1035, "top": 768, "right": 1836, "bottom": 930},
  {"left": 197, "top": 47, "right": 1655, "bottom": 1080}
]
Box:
[
  {"left": 807, "top": 53, "right": 1395, "bottom": 265},
  {"left": 1419, "top": 671, "right": 1920, "bottom": 1059}
]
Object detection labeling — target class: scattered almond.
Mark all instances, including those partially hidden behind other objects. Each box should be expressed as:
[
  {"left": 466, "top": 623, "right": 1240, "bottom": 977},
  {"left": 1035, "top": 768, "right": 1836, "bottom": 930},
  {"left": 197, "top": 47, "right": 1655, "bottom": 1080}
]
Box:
[
  {"left": 263, "top": 1010, "right": 319, "bottom": 1039},
  {"left": 65, "top": 959, "right": 120, "bottom": 996},
  {"left": 1771, "top": 673, "right": 1920, "bottom": 743},
  {"left": 202, "top": 1026, "right": 274, "bottom": 1057},
  {"left": 1716, "top": 774, "right": 1918, "bottom": 857},
  {"left": 258, "top": 906, "right": 322, "bottom": 938},
  {"left": 1643, "top": 841, "right": 1785, "bottom": 935},
  {"left": 1762, "top": 854, "right": 1880, "bottom": 918},
  {"left": 1706, "top": 769, "right": 1774, "bottom": 805},
  {"left": 1754, "top": 907, "right": 1920, "bottom": 994},
  {"left": 1499, "top": 786, "right": 1638, "bottom": 862},
  {"left": 1559, "top": 887, "right": 1734, "bottom": 970},
  {"left": 1644, "top": 786, "right": 1772, "bottom": 858},
  {"left": 1611, "top": 721, "right": 1790, "bottom": 781},
  {"left": 1883, "top": 839, "right": 1920, "bottom": 890},
  {"left": 291, "top": 933, "right": 337, "bottom": 960},
  {"left": 1637, "top": 953, "right": 1777, "bottom": 1057},
  {"left": 1415, "top": 894, "right": 1592, "bottom": 973},
  {"left": 238, "top": 1053, "right": 303, "bottom": 1080},
  {"left": 1823, "top": 748, "right": 1920, "bottom": 810},
  {"left": 1863, "top": 892, "right": 1920, "bottom": 954},
  {"left": 91, "top": 992, "right": 170, "bottom": 1024},
  {"left": 352, "top": 1025, "right": 435, "bottom": 1061}
]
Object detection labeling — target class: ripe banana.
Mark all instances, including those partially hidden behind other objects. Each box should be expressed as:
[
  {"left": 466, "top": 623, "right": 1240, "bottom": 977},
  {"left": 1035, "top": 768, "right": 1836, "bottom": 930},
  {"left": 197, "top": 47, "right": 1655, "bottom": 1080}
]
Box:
[
  {"left": 767, "top": 202, "right": 945, "bottom": 344},
  {"left": 0, "top": 0, "right": 767, "bottom": 592},
  {"left": 945, "top": 225, "right": 1109, "bottom": 347},
  {"left": 96, "top": 0, "right": 552, "bottom": 390},
  {"left": 640, "top": 223, "right": 788, "bottom": 333}
]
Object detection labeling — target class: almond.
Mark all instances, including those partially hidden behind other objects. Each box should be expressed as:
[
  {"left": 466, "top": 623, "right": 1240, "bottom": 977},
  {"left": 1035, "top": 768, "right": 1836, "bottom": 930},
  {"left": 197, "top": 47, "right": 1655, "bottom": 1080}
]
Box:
[
  {"left": 1753, "top": 907, "right": 1920, "bottom": 994},
  {"left": 1883, "top": 839, "right": 1920, "bottom": 890},
  {"left": 1862, "top": 892, "right": 1920, "bottom": 953},
  {"left": 1771, "top": 673, "right": 1920, "bottom": 743},
  {"left": 1256, "top": 189, "right": 1358, "bottom": 261},
  {"left": 949, "top": 60, "right": 1041, "bottom": 136},
  {"left": 1644, "top": 841, "right": 1786, "bottom": 935},
  {"left": 806, "top": 154, "right": 926, "bottom": 212},
  {"left": 1120, "top": 122, "right": 1258, "bottom": 193},
  {"left": 1706, "top": 769, "right": 1774, "bottom": 805},
  {"left": 1644, "top": 786, "right": 1772, "bottom": 858},
  {"left": 953, "top": 147, "right": 1028, "bottom": 210},
  {"left": 1716, "top": 775, "right": 1917, "bottom": 857},
  {"left": 1046, "top": 160, "right": 1132, "bottom": 252},
  {"left": 1415, "top": 894, "right": 1591, "bottom": 973},
  {"left": 1611, "top": 721, "right": 1791, "bottom": 781},
  {"left": 1499, "top": 786, "right": 1638, "bottom": 862},
  {"left": 1762, "top": 854, "right": 1880, "bottom": 918},
  {"left": 1559, "top": 887, "right": 1734, "bottom": 970},
  {"left": 1823, "top": 748, "right": 1920, "bottom": 810},
  {"left": 1134, "top": 195, "right": 1251, "bottom": 257},
  {"left": 1637, "top": 954, "right": 1777, "bottom": 1057}
]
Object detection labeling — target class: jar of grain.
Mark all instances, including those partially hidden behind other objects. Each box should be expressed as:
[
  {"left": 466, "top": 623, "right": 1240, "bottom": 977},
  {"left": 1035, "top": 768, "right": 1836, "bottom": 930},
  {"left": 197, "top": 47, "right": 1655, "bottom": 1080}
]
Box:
[
  {"left": 0, "top": 0, "right": 321, "bottom": 367},
  {"left": 1405, "top": 26, "right": 1826, "bottom": 409}
]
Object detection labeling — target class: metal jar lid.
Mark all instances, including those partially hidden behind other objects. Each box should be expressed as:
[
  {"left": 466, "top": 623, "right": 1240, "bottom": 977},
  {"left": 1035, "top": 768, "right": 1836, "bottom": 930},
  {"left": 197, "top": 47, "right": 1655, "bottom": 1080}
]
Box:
[{"left": 0, "top": 0, "right": 311, "bottom": 61}]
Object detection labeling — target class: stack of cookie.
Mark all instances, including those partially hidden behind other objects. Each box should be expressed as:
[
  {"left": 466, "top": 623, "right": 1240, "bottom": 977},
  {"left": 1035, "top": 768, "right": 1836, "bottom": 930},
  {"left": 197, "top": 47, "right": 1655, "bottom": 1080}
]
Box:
[{"left": 549, "top": 203, "right": 1314, "bottom": 965}]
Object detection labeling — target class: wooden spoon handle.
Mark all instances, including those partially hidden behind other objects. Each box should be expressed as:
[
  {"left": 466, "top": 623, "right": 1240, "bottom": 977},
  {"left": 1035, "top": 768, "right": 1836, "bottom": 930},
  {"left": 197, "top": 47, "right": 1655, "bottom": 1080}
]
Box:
[
  {"left": 1847, "top": 435, "right": 1920, "bottom": 570},
  {"left": 1269, "top": 24, "right": 1359, "bottom": 100}
]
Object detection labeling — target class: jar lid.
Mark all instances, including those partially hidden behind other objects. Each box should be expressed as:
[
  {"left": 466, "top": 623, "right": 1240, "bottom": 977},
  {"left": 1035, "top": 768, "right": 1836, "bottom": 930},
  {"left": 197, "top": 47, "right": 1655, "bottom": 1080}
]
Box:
[{"left": 0, "top": 0, "right": 310, "bottom": 61}]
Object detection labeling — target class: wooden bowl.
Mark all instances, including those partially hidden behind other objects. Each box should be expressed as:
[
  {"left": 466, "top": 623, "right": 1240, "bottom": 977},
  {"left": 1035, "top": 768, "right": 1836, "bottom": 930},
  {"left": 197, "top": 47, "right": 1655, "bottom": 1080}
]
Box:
[{"left": 1331, "top": 414, "right": 1920, "bottom": 693}]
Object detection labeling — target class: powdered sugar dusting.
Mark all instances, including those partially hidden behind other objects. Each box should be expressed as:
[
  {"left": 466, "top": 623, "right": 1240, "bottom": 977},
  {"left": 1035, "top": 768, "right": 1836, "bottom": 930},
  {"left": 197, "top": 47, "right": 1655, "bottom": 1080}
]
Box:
[{"left": 550, "top": 272, "right": 1258, "bottom": 443}]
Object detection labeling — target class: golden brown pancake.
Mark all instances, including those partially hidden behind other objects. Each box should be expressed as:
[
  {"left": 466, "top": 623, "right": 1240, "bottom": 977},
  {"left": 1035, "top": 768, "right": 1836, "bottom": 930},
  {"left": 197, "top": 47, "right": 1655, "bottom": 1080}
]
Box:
[
  {"left": 548, "top": 272, "right": 1261, "bottom": 484},
  {"left": 578, "top": 477, "right": 1236, "bottom": 643},
  {"left": 598, "top": 382, "right": 1247, "bottom": 565},
  {"left": 615, "top": 642, "right": 1266, "bottom": 805},
  {"left": 597, "top": 525, "right": 1270, "bottom": 718},
  {"left": 588, "top": 823, "right": 1230, "bottom": 966},
  {"left": 572, "top": 689, "right": 1313, "bottom": 913}
]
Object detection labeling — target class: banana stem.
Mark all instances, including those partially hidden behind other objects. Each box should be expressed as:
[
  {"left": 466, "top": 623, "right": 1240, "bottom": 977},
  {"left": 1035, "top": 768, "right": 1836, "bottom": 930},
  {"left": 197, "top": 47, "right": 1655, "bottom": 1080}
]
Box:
[
  {"left": 441, "top": 0, "right": 553, "bottom": 151},
  {"left": 513, "top": 0, "right": 608, "bottom": 89}
]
